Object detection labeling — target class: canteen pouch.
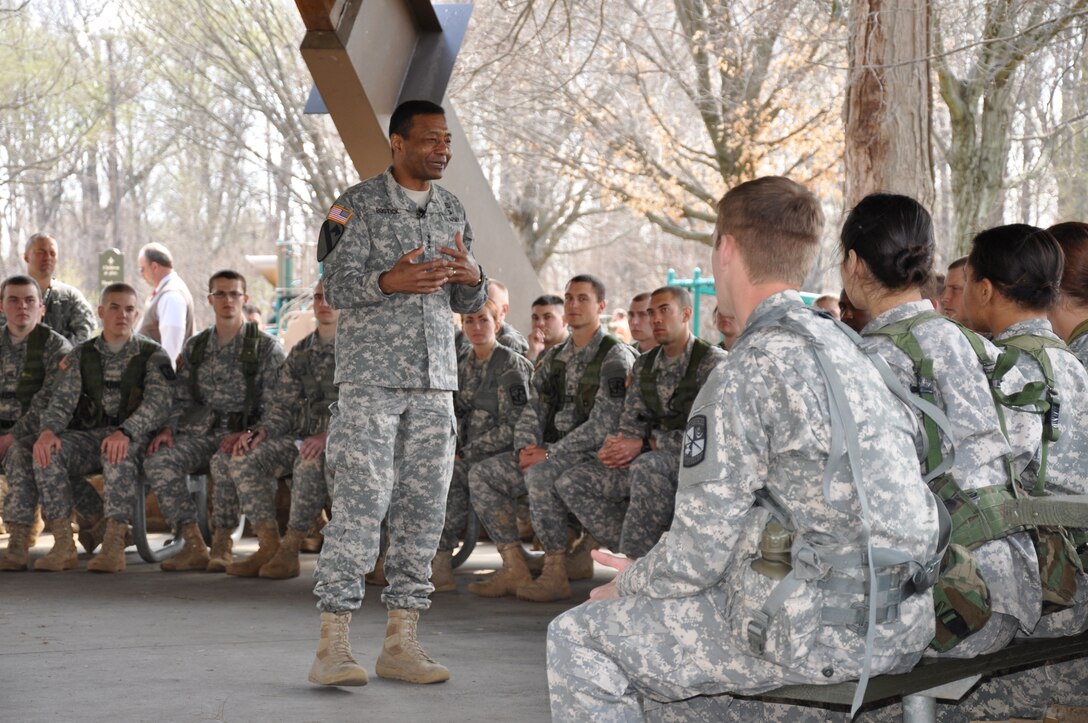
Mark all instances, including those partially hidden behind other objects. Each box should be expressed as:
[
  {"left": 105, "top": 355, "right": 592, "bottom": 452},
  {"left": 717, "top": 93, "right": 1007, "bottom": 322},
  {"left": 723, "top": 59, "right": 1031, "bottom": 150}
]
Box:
[{"left": 930, "top": 543, "right": 992, "bottom": 652}]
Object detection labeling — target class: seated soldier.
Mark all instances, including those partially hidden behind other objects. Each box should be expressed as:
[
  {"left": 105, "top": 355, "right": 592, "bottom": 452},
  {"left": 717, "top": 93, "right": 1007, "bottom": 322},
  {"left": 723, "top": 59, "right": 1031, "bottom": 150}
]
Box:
[
  {"left": 4, "top": 283, "right": 206, "bottom": 573},
  {"left": 431, "top": 299, "right": 532, "bottom": 591},
  {"left": 145, "top": 270, "right": 285, "bottom": 572},
  {"left": 555, "top": 285, "right": 726, "bottom": 559},
  {"left": 526, "top": 294, "right": 568, "bottom": 363},
  {"left": 468, "top": 274, "right": 635, "bottom": 602},
  {"left": 218, "top": 280, "right": 339, "bottom": 579},
  {"left": 0, "top": 275, "right": 71, "bottom": 570},
  {"left": 626, "top": 292, "right": 656, "bottom": 353},
  {"left": 713, "top": 305, "right": 739, "bottom": 351},
  {"left": 547, "top": 177, "right": 941, "bottom": 719},
  {"left": 487, "top": 279, "right": 529, "bottom": 356}
]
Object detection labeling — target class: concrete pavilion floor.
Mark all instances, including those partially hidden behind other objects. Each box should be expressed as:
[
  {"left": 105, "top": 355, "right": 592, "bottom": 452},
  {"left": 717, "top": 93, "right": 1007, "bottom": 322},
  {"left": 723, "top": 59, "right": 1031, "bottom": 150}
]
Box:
[{"left": 0, "top": 532, "right": 599, "bottom": 723}]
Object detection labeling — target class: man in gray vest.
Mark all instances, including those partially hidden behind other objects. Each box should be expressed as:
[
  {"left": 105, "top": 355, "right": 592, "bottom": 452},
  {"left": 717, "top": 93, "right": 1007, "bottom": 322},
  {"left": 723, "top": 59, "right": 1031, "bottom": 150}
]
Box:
[
  {"left": 555, "top": 285, "right": 726, "bottom": 559},
  {"left": 137, "top": 242, "right": 195, "bottom": 366},
  {"left": 6, "top": 233, "right": 98, "bottom": 344},
  {"left": 0, "top": 275, "right": 72, "bottom": 568}
]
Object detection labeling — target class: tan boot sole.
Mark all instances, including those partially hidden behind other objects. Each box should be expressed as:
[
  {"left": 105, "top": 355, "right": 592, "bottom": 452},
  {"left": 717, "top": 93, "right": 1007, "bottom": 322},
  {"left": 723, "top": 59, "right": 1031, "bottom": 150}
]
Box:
[
  {"left": 308, "top": 659, "right": 368, "bottom": 686},
  {"left": 374, "top": 654, "right": 449, "bottom": 684}
]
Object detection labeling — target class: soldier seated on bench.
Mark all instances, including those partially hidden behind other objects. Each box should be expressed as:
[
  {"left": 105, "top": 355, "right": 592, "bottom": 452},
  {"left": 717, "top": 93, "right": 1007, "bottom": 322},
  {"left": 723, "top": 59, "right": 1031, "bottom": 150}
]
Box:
[
  {"left": 219, "top": 280, "right": 338, "bottom": 579},
  {"left": 0, "top": 275, "right": 71, "bottom": 570},
  {"left": 145, "top": 270, "right": 285, "bottom": 573},
  {"left": 546, "top": 177, "right": 942, "bottom": 720}
]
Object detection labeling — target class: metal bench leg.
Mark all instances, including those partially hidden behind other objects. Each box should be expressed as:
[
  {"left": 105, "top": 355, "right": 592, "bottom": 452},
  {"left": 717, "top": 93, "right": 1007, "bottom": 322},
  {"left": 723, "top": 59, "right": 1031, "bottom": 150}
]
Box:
[
  {"left": 187, "top": 474, "right": 211, "bottom": 543},
  {"left": 902, "top": 694, "right": 936, "bottom": 723},
  {"left": 450, "top": 510, "right": 478, "bottom": 569},
  {"left": 134, "top": 475, "right": 184, "bottom": 563}
]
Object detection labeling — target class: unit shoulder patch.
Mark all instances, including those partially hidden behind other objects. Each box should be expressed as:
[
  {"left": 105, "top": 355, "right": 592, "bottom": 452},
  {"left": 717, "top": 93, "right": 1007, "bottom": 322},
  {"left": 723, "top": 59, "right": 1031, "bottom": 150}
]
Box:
[{"left": 682, "top": 414, "right": 707, "bottom": 467}]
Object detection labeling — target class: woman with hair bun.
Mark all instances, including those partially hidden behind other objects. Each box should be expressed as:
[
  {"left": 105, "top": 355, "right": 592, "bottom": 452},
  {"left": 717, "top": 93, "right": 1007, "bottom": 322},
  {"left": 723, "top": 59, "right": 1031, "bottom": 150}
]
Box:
[
  {"left": 840, "top": 193, "right": 1042, "bottom": 658},
  {"left": 965, "top": 224, "right": 1088, "bottom": 637},
  {"left": 1048, "top": 222, "right": 1088, "bottom": 367}
]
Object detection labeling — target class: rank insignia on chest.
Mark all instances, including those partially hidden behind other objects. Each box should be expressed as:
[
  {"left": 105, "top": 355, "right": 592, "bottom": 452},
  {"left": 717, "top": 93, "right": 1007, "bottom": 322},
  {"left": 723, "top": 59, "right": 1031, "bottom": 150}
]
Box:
[{"left": 682, "top": 414, "right": 707, "bottom": 467}]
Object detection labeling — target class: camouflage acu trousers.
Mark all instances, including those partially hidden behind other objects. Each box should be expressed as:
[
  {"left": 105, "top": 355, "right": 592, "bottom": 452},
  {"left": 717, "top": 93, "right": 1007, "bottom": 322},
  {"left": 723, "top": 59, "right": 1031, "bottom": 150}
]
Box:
[
  {"left": 525, "top": 451, "right": 596, "bottom": 551},
  {"left": 468, "top": 452, "right": 526, "bottom": 546},
  {"left": 213, "top": 436, "right": 296, "bottom": 525},
  {"left": 2, "top": 437, "right": 105, "bottom": 525},
  {"left": 314, "top": 385, "right": 455, "bottom": 612},
  {"left": 144, "top": 432, "right": 226, "bottom": 530},
  {"left": 554, "top": 458, "right": 629, "bottom": 552},
  {"left": 285, "top": 449, "right": 331, "bottom": 533}
]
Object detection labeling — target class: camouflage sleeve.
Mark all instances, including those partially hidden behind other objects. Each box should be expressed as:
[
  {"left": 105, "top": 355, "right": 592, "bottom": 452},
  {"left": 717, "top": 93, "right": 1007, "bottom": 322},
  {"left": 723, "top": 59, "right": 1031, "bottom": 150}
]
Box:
[
  {"left": 617, "top": 359, "right": 767, "bottom": 598},
  {"left": 39, "top": 346, "right": 85, "bottom": 433},
  {"left": 122, "top": 348, "right": 176, "bottom": 440},
  {"left": 67, "top": 292, "right": 98, "bottom": 345},
  {"left": 319, "top": 196, "right": 390, "bottom": 309},
  {"left": 11, "top": 332, "right": 73, "bottom": 439},
  {"left": 463, "top": 355, "right": 532, "bottom": 460},
  {"left": 550, "top": 344, "right": 636, "bottom": 456},
  {"left": 499, "top": 326, "right": 529, "bottom": 356},
  {"left": 513, "top": 355, "right": 549, "bottom": 450},
  {"left": 166, "top": 337, "right": 199, "bottom": 430},
  {"left": 256, "top": 335, "right": 287, "bottom": 425},
  {"left": 261, "top": 346, "right": 305, "bottom": 438},
  {"left": 617, "top": 353, "right": 652, "bottom": 440},
  {"left": 448, "top": 219, "right": 488, "bottom": 315}
]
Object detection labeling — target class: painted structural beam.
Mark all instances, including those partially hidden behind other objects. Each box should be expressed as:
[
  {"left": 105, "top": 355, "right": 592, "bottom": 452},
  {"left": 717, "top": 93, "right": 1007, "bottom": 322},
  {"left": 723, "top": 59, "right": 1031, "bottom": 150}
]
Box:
[{"left": 295, "top": 0, "right": 544, "bottom": 320}]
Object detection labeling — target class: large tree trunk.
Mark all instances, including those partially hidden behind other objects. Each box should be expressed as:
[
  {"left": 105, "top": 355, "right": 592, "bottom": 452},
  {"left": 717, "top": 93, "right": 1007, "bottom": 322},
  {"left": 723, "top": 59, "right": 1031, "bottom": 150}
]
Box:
[{"left": 843, "top": 0, "right": 934, "bottom": 211}]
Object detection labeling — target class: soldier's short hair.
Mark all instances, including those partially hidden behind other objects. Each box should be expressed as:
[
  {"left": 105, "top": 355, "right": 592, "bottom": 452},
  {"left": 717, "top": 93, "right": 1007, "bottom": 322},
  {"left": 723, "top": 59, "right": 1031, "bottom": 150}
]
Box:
[
  {"left": 100, "top": 282, "right": 138, "bottom": 305},
  {"left": 139, "top": 242, "right": 174, "bottom": 268},
  {"left": 713, "top": 176, "right": 824, "bottom": 287},
  {"left": 1, "top": 274, "right": 42, "bottom": 300},
  {"left": 389, "top": 100, "right": 445, "bottom": 139},
  {"left": 208, "top": 269, "right": 247, "bottom": 294},
  {"left": 947, "top": 256, "right": 968, "bottom": 272},
  {"left": 568, "top": 274, "right": 606, "bottom": 303},
  {"left": 631, "top": 292, "right": 652, "bottom": 305},
  {"left": 532, "top": 294, "right": 563, "bottom": 308},
  {"left": 24, "top": 232, "right": 56, "bottom": 254},
  {"left": 651, "top": 286, "right": 692, "bottom": 310}
]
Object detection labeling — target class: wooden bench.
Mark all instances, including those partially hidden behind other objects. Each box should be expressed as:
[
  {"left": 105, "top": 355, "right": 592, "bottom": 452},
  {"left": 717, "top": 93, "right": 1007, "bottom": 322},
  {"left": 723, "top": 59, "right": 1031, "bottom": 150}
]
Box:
[{"left": 757, "top": 628, "right": 1088, "bottom": 722}]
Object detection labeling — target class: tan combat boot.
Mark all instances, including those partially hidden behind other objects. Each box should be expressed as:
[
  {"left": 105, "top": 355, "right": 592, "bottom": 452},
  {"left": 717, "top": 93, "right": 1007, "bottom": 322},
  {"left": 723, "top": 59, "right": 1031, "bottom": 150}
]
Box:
[
  {"left": 468, "top": 543, "right": 532, "bottom": 598},
  {"left": 308, "top": 611, "right": 368, "bottom": 686},
  {"left": 375, "top": 609, "right": 449, "bottom": 684},
  {"left": 300, "top": 510, "right": 327, "bottom": 553},
  {"left": 259, "top": 528, "right": 303, "bottom": 579},
  {"left": 27, "top": 508, "right": 45, "bottom": 547},
  {"left": 365, "top": 549, "right": 387, "bottom": 586},
  {"left": 516, "top": 551, "right": 571, "bottom": 602},
  {"left": 0, "top": 523, "right": 32, "bottom": 571},
  {"left": 205, "top": 528, "right": 234, "bottom": 572},
  {"left": 161, "top": 522, "right": 211, "bottom": 571},
  {"left": 568, "top": 532, "right": 600, "bottom": 581},
  {"left": 87, "top": 519, "right": 128, "bottom": 573},
  {"left": 226, "top": 521, "right": 280, "bottom": 577},
  {"left": 429, "top": 550, "right": 456, "bottom": 593},
  {"left": 33, "top": 517, "right": 78, "bottom": 572}
]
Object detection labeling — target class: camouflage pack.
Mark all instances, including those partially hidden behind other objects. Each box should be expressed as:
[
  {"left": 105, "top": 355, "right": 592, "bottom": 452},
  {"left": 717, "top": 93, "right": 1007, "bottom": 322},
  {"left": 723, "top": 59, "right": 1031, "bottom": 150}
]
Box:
[{"left": 931, "top": 543, "right": 993, "bottom": 653}]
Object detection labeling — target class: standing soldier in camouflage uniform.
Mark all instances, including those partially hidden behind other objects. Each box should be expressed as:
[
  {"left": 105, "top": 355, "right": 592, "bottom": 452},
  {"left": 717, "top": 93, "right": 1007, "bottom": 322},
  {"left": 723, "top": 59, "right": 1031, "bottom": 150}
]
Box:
[
  {"left": 964, "top": 224, "right": 1088, "bottom": 638},
  {"left": 308, "top": 100, "right": 486, "bottom": 688},
  {"left": 1048, "top": 223, "right": 1088, "bottom": 368},
  {"left": 145, "top": 270, "right": 284, "bottom": 573},
  {"left": 468, "top": 274, "right": 635, "bottom": 602},
  {"left": 215, "top": 281, "right": 338, "bottom": 580},
  {"left": 4, "top": 284, "right": 203, "bottom": 573},
  {"left": 556, "top": 286, "right": 725, "bottom": 559},
  {"left": 842, "top": 194, "right": 1043, "bottom": 657},
  {"left": 547, "top": 177, "right": 942, "bottom": 720},
  {"left": 0, "top": 276, "right": 71, "bottom": 569},
  {"left": 431, "top": 299, "right": 532, "bottom": 592},
  {"left": 486, "top": 279, "right": 530, "bottom": 356},
  {"left": 12, "top": 233, "right": 98, "bottom": 344}
]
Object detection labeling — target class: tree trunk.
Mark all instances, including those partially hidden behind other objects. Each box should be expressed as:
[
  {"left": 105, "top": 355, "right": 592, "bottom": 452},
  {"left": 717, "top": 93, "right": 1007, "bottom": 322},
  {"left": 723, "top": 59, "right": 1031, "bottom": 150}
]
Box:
[{"left": 843, "top": 0, "right": 934, "bottom": 211}]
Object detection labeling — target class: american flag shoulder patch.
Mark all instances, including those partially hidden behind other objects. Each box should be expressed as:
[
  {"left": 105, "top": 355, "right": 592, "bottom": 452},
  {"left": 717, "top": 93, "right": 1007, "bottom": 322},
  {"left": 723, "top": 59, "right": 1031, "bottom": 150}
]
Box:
[{"left": 326, "top": 205, "right": 353, "bottom": 225}]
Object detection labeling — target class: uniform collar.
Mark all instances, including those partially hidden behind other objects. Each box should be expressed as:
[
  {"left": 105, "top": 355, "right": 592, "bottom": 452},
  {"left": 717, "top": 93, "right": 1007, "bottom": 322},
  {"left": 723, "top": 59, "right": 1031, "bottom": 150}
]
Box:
[
  {"left": 863, "top": 300, "right": 935, "bottom": 335},
  {"left": 994, "top": 318, "right": 1059, "bottom": 342}
]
